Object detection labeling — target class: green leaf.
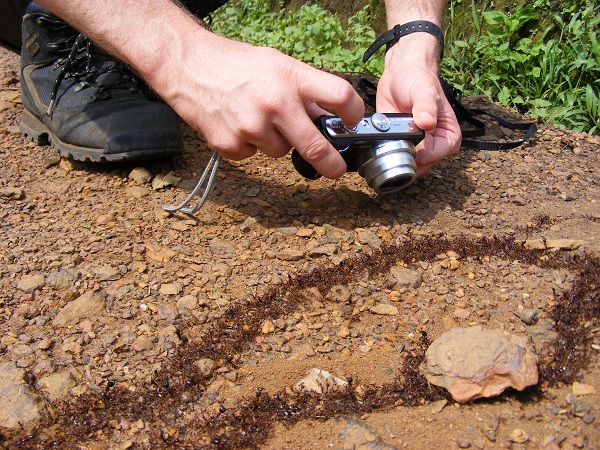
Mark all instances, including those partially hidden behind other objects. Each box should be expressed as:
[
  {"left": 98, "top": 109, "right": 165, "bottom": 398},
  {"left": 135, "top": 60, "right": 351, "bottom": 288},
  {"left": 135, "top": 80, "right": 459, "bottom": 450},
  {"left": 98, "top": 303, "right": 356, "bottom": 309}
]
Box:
[
  {"left": 483, "top": 11, "right": 507, "bottom": 26},
  {"left": 497, "top": 86, "right": 511, "bottom": 105}
]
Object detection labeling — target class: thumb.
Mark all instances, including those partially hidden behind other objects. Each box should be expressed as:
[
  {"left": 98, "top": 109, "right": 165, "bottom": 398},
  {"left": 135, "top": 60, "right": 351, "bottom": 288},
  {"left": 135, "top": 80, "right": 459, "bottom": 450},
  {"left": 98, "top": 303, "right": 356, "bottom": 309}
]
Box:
[{"left": 410, "top": 82, "right": 440, "bottom": 132}]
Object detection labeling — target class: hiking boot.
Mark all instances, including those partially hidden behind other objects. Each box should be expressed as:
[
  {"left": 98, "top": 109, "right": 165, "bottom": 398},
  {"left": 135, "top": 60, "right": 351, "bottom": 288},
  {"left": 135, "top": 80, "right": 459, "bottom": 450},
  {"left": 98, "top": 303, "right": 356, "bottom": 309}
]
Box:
[{"left": 19, "top": 3, "right": 183, "bottom": 162}]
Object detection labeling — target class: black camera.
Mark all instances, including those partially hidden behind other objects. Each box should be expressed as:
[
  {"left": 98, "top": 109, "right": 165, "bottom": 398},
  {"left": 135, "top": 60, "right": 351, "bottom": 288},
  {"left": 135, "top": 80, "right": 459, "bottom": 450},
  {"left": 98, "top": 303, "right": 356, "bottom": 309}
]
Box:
[{"left": 292, "top": 113, "right": 424, "bottom": 194}]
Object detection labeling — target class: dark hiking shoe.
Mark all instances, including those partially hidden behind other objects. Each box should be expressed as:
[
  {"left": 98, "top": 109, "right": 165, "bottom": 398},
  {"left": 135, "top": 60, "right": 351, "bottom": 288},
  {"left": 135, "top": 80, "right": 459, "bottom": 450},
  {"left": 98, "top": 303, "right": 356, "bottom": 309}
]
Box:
[{"left": 19, "top": 3, "right": 183, "bottom": 162}]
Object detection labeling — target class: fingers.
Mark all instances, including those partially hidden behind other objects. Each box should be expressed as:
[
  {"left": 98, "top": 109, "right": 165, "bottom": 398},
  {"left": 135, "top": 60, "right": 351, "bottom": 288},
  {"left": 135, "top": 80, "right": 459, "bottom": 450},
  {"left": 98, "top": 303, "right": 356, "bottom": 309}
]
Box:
[
  {"left": 277, "top": 106, "right": 347, "bottom": 179},
  {"left": 253, "top": 129, "right": 292, "bottom": 159},
  {"left": 273, "top": 64, "right": 365, "bottom": 179},
  {"left": 376, "top": 66, "right": 462, "bottom": 177},
  {"left": 294, "top": 66, "right": 365, "bottom": 128},
  {"left": 305, "top": 102, "right": 331, "bottom": 120}
]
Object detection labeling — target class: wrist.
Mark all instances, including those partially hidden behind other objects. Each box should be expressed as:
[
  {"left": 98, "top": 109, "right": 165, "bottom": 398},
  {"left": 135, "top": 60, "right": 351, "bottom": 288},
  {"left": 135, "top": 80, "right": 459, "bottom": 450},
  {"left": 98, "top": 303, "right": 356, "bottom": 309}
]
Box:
[
  {"left": 385, "top": 32, "right": 442, "bottom": 70},
  {"left": 117, "top": 4, "right": 222, "bottom": 105},
  {"left": 363, "top": 20, "right": 444, "bottom": 64}
]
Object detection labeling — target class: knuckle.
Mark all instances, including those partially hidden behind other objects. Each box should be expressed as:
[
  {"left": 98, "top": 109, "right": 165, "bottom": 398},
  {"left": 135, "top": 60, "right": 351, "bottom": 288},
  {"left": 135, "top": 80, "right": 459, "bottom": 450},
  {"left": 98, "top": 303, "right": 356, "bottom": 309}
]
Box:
[
  {"left": 237, "top": 119, "right": 264, "bottom": 140},
  {"left": 336, "top": 80, "right": 357, "bottom": 105},
  {"left": 261, "top": 94, "right": 287, "bottom": 117},
  {"left": 301, "top": 135, "right": 330, "bottom": 164},
  {"left": 277, "top": 54, "right": 301, "bottom": 82}
]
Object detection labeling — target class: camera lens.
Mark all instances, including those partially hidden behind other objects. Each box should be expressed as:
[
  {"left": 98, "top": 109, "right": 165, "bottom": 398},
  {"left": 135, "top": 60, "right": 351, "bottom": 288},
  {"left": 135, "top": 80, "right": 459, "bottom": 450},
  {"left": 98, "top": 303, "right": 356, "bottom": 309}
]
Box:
[{"left": 355, "top": 140, "right": 417, "bottom": 195}]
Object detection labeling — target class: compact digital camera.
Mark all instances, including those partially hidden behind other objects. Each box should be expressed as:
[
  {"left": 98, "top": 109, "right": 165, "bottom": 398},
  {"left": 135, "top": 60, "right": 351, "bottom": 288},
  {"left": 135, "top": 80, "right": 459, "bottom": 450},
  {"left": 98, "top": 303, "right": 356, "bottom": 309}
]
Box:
[{"left": 291, "top": 113, "right": 424, "bottom": 194}]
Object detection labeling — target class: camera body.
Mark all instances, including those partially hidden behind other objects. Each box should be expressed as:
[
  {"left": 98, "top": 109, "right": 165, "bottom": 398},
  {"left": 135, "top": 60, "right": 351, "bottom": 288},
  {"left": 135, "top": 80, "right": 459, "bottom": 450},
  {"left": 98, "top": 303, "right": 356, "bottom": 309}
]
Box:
[{"left": 292, "top": 113, "right": 424, "bottom": 194}]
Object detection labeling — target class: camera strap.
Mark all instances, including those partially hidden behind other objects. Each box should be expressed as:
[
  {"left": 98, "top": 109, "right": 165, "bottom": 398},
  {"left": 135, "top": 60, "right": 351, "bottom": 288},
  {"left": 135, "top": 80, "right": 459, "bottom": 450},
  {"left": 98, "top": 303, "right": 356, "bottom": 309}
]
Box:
[
  {"left": 355, "top": 76, "right": 537, "bottom": 151},
  {"left": 438, "top": 78, "right": 538, "bottom": 151}
]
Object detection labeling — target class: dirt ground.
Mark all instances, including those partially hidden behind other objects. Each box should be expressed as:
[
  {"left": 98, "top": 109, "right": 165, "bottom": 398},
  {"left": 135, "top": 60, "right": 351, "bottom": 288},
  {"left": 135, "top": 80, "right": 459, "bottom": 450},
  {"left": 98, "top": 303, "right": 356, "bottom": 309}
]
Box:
[{"left": 1, "top": 45, "right": 600, "bottom": 450}]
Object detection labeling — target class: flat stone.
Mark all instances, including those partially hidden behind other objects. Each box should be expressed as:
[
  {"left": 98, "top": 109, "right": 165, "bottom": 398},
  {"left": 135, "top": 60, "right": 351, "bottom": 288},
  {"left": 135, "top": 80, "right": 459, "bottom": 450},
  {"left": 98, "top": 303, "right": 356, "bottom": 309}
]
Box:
[
  {"left": 338, "top": 418, "right": 397, "bottom": 450},
  {"left": 307, "top": 243, "right": 339, "bottom": 257},
  {"left": 194, "top": 358, "right": 216, "bottom": 378},
  {"left": 177, "top": 295, "right": 198, "bottom": 311},
  {"left": 524, "top": 238, "right": 585, "bottom": 250},
  {"left": 209, "top": 238, "right": 236, "bottom": 254},
  {"left": 356, "top": 229, "right": 379, "bottom": 246},
  {"left": 129, "top": 167, "right": 152, "bottom": 184},
  {"left": 152, "top": 171, "right": 181, "bottom": 190},
  {"left": 46, "top": 268, "right": 80, "bottom": 290},
  {"left": 17, "top": 274, "right": 46, "bottom": 292},
  {"left": 37, "top": 368, "right": 82, "bottom": 401},
  {"left": 0, "top": 186, "right": 24, "bottom": 200},
  {"left": 53, "top": 290, "right": 106, "bottom": 327},
  {"left": 290, "top": 342, "right": 316, "bottom": 359},
  {"left": 514, "top": 308, "right": 538, "bottom": 325},
  {"left": 132, "top": 336, "right": 154, "bottom": 352},
  {"left": 240, "top": 217, "right": 258, "bottom": 232},
  {"left": 145, "top": 242, "right": 177, "bottom": 263},
  {"left": 572, "top": 381, "right": 596, "bottom": 396},
  {"left": 370, "top": 303, "right": 399, "bottom": 316},
  {"left": 545, "top": 239, "right": 585, "bottom": 250},
  {"left": 126, "top": 186, "right": 149, "bottom": 198},
  {"left": 159, "top": 282, "right": 183, "bottom": 296},
  {"left": 158, "top": 305, "right": 179, "bottom": 322},
  {"left": 276, "top": 248, "right": 304, "bottom": 261},
  {"left": 388, "top": 266, "right": 422, "bottom": 290},
  {"left": 91, "top": 265, "right": 121, "bottom": 281}
]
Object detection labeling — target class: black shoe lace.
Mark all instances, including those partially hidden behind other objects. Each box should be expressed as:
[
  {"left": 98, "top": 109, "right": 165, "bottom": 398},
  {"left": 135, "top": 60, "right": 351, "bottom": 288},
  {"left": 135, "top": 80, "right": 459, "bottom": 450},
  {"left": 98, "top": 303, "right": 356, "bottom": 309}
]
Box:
[{"left": 36, "top": 15, "right": 144, "bottom": 116}]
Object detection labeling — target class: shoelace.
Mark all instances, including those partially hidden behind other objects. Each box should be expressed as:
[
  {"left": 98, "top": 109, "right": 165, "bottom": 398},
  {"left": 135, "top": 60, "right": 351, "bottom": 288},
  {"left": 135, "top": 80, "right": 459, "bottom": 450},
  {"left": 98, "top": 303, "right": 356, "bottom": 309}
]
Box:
[
  {"left": 38, "top": 14, "right": 142, "bottom": 116},
  {"left": 162, "top": 150, "right": 222, "bottom": 215}
]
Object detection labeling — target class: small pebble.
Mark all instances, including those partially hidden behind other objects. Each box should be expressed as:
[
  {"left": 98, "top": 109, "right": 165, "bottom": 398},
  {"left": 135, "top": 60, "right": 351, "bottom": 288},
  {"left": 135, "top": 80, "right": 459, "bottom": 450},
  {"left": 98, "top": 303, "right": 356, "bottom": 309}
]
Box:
[{"left": 456, "top": 437, "right": 471, "bottom": 448}]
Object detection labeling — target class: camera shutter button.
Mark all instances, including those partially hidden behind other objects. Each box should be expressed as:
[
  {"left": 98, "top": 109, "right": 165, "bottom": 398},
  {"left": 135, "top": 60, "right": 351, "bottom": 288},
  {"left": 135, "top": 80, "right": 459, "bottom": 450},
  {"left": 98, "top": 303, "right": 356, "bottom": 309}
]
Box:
[{"left": 371, "top": 113, "right": 391, "bottom": 132}]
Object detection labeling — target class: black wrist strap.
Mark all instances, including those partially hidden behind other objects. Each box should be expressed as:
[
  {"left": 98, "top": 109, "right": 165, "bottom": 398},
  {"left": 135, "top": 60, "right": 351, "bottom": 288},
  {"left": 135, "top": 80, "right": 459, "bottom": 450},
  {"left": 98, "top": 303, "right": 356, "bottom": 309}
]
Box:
[{"left": 363, "top": 20, "right": 444, "bottom": 63}]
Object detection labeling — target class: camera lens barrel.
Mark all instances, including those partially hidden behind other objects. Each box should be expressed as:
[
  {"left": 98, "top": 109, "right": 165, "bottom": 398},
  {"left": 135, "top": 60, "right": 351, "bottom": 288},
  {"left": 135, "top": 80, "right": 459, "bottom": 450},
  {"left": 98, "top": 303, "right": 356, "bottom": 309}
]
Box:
[
  {"left": 293, "top": 114, "right": 423, "bottom": 195},
  {"left": 355, "top": 140, "right": 417, "bottom": 195}
]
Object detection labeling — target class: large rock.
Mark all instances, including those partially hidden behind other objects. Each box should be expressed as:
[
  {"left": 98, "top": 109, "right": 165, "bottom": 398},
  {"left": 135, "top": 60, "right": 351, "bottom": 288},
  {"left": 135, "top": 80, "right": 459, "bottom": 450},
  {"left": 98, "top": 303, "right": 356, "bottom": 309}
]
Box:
[
  {"left": 420, "top": 326, "right": 538, "bottom": 403},
  {"left": 0, "top": 362, "right": 46, "bottom": 430}
]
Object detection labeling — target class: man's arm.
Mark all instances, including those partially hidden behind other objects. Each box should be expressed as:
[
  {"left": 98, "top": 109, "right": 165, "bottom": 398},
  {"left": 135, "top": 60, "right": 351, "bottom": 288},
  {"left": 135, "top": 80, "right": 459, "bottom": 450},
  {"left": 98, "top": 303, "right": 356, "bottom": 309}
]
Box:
[
  {"left": 35, "top": 0, "right": 365, "bottom": 179},
  {"left": 380, "top": 0, "right": 461, "bottom": 176}
]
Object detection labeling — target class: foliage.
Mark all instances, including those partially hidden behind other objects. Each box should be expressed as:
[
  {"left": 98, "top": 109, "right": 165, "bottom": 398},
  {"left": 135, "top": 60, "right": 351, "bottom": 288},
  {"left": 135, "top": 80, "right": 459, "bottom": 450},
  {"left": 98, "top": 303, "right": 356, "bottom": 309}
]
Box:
[
  {"left": 442, "top": 0, "right": 600, "bottom": 134},
  {"left": 212, "top": 0, "right": 599, "bottom": 134},
  {"left": 211, "top": 0, "right": 384, "bottom": 75}
]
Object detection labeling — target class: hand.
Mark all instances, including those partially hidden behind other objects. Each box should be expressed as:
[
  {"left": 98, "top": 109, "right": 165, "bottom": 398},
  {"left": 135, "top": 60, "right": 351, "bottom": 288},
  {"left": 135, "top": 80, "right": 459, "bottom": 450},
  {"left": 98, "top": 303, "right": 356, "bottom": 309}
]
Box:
[
  {"left": 376, "top": 39, "right": 461, "bottom": 177},
  {"left": 157, "top": 33, "right": 365, "bottom": 179}
]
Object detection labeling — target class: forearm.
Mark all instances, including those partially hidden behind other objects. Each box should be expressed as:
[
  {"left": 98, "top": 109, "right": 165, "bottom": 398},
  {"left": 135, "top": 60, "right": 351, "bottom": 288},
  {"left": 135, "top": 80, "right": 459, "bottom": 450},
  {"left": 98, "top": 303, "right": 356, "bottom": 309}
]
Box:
[
  {"left": 34, "top": 0, "right": 217, "bottom": 97},
  {"left": 384, "top": 0, "right": 445, "bottom": 26},
  {"left": 383, "top": 0, "right": 446, "bottom": 66}
]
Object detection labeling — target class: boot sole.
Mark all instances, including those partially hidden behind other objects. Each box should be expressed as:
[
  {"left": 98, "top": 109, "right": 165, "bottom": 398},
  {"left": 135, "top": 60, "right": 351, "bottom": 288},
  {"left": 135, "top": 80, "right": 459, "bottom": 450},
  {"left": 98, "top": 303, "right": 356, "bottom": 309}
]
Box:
[{"left": 20, "top": 110, "right": 182, "bottom": 163}]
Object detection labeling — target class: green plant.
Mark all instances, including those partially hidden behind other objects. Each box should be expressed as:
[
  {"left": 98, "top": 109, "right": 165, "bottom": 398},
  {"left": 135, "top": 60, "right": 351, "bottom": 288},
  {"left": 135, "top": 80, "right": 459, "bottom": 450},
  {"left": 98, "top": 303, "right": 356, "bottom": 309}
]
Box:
[
  {"left": 442, "top": 0, "right": 600, "bottom": 134},
  {"left": 211, "top": 0, "right": 384, "bottom": 74}
]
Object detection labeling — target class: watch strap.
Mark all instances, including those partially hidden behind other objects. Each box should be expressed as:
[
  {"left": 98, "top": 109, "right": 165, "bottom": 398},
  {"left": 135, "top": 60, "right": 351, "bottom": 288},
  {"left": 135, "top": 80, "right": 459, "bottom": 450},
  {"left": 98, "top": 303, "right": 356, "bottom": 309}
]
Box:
[{"left": 363, "top": 20, "right": 444, "bottom": 63}]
